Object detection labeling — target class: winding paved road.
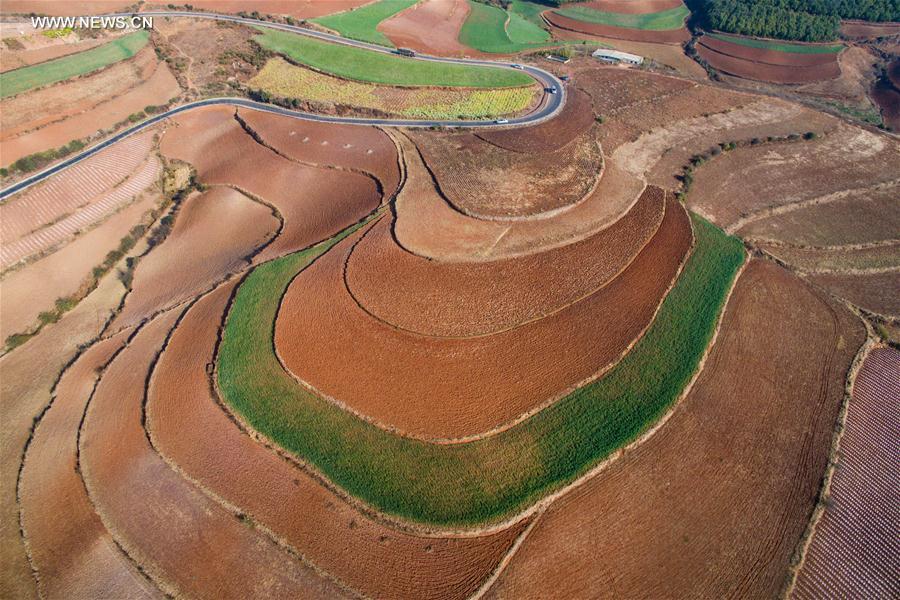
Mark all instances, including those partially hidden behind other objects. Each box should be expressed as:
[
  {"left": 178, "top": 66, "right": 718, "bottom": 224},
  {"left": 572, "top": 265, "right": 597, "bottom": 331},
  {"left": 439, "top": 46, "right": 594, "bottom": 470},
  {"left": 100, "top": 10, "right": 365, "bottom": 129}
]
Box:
[{"left": 1, "top": 10, "right": 566, "bottom": 200}]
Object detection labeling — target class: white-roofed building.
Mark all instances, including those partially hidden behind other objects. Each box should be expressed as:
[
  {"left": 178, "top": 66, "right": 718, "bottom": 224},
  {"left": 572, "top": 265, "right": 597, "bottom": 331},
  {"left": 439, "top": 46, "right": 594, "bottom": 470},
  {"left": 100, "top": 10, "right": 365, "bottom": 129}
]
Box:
[{"left": 592, "top": 48, "right": 644, "bottom": 65}]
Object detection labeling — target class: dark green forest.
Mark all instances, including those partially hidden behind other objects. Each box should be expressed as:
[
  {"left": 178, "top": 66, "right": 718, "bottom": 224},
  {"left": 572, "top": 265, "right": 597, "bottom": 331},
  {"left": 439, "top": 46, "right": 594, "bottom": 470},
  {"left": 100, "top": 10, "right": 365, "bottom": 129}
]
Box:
[{"left": 691, "top": 0, "right": 900, "bottom": 42}]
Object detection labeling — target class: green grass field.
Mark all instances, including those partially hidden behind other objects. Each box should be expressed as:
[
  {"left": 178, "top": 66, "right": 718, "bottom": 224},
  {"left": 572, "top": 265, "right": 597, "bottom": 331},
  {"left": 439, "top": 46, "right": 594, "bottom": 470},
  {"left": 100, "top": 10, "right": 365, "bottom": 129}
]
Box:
[
  {"left": 312, "top": 0, "right": 418, "bottom": 46},
  {"left": 217, "top": 211, "right": 746, "bottom": 526},
  {"left": 253, "top": 28, "right": 533, "bottom": 88},
  {"left": 1, "top": 30, "right": 149, "bottom": 98},
  {"left": 708, "top": 32, "right": 844, "bottom": 54},
  {"left": 554, "top": 4, "right": 689, "bottom": 30},
  {"left": 459, "top": 0, "right": 553, "bottom": 53}
]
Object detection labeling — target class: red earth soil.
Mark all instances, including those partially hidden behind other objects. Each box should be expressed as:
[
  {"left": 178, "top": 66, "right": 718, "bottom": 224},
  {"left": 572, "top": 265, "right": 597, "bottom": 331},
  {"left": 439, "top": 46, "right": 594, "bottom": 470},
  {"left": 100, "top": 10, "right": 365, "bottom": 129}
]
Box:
[
  {"left": 377, "top": 0, "right": 476, "bottom": 57},
  {"left": 1, "top": 154, "right": 160, "bottom": 270},
  {"left": 159, "top": 106, "right": 381, "bottom": 261},
  {"left": 700, "top": 35, "right": 840, "bottom": 67},
  {"left": 236, "top": 107, "right": 402, "bottom": 200},
  {"left": 151, "top": 0, "right": 372, "bottom": 18},
  {"left": 393, "top": 132, "right": 643, "bottom": 261},
  {"left": 572, "top": 64, "right": 696, "bottom": 117},
  {"left": 410, "top": 126, "right": 603, "bottom": 219},
  {"left": 345, "top": 186, "right": 664, "bottom": 337},
  {"left": 475, "top": 87, "right": 595, "bottom": 153},
  {"left": 1, "top": 58, "right": 180, "bottom": 165},
  {"left": 80, "top": 310, "right": 346, "bottom": 598},
  {"left": 148, "top": 281, "right": 531, "bottom": 600},
  {"left": 0, "top": 1, "right": 133, "bottom": 15},
  {"left": 110, "top": 186, "right": 278, "bottom": 331},
  {"left": 697, "top": 43, "right": 840, "bottom": 84},
  {"left": 0, "top": 190, "right": 158, "bottom": 343},
  {"left": 487, "top": 260, "right": 865, "bottom": 599},
  {"left": 544, "top": 11, "right": 689, "bottom": 44},
  {"left": 686, "top": 124, "right": 900, "bottom": 229},
  {"left": 2, "top": 45, "right": 157, "bottom": 139},
  {"left": 840, "top": 20, "right": 900, "bottom": 39},
  {"left": 1, "top": 130, "right": 155, "bottom": 243},
  {"left": 0, "top": 37, "right": 105, "bottom": 73},
  {"left": 18, "top": 329, "right": 161, "bottom": 599},
  {"left": 275, "top": 194, "right": 691, "bottom": 440},
  {"left": 805, "top": 271, "right": 900, "bottom": 317},
  {"left": 792, "top": 347, "right": 900, "bottom": 599},
  {"left": 759, "top": 242, "right": 900, "bottom": 274},
  {"left": 581, "top": 0, "right": 684, "bottom": 13}
]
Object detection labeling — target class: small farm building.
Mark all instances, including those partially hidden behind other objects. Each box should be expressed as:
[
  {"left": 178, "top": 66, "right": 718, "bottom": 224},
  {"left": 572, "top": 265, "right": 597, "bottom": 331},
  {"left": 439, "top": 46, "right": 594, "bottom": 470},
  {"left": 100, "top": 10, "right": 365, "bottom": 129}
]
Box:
[{"left": 592, "top": 49, "right": 643, "bottom": 65}]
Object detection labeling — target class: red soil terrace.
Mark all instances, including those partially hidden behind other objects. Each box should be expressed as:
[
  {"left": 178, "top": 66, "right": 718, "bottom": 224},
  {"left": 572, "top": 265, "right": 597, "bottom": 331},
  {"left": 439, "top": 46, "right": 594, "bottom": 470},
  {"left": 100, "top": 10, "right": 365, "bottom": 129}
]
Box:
[{"left": 378, "top": 0, "right": 477, "bottom": 57}]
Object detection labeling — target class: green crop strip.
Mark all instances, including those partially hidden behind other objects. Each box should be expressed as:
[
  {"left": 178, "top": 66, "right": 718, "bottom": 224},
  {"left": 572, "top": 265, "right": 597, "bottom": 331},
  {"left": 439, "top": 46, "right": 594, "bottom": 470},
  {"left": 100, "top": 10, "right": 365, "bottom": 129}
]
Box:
[
  {"left": 1, "top": 30, "right": 149, "bottom": 98},
  {"left": 253, "top": 28, "right": 532, "bottom": 88},
  {"left": 554, "top": 4, "right": 689, "bottom": 31},
  {"left": 708, "top": 32, "right": 843, "bottom": 54},
  {"left": 312, "top": 0, "right": 418, "bottom": 47},
  {"left": 459, "top": 0, "right": 555, "bottom": 53},
  {"left": 218, "top": 212, "right": 745, "bottom": 526}
]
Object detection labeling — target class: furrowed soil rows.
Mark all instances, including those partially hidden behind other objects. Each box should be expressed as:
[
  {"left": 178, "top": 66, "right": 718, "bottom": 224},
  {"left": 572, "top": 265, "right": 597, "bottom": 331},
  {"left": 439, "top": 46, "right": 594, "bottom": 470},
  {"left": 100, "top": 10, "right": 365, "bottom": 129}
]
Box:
[
  {"left": 697, "top": 43, "right": 840, "bottom": 84},
  {"left": 149, "top": 281, "right": 530, "bottom": 600},
  {"left": 0, "top": 191, "right": 158, "bottom": 343},
  {"left": 759, "top": 242, "right": 900, "bottom": 274},
  {"left": 159, "top": 106, "right": 380, "bottom": 260},
  {"left": 410, "top": 126, "right": 603, "bottom": 219},
  {"left": 687, "top": 124, "right": 900, "bottom": 229},
  {"left": 583, "top": 0, "right": 683, "bottom": 12},
  {"left": 110, "top": 186, "right": 278, "bottom": 331},
  {"left": 700, "top": 35, "right": 840, "bottom": 67},
  {"left": 1, "top": 154, "right": 160, "bottom": 270},
  {"left": 738, "top": 186, "right": 900, "bottom": 247},
  {"left": 487, "top": 260, "right": 865, "bottom": 599},
  {"left": 1, "top": 58, "right": 179, "bottom": 165},
  {"left": 237, "top": 108, "right": 402, "bottom": 199},
  {"left": 475, "top": 87, "right": 595, "bottom": 153},
  {"left": 345, "top": 187, "right": 664, "bottom": 337},
  {"left": 1, "top": 45, "right": 155, "bottom": 139},
  {"left": 80, "top": 311, "right": 345, "bottom": 598},
  {"left": 393, "top": 132, "right": 642, "bottom": 261},
  {"left": 275, "top": 194, "right": 690, "bottom": 440},
  {"left": 378, "top": 0, "right": 475, "bottom": 56},
  {"left": 1, "top": 130, "right": 155, "bottom": 242},
  {"left": 19, "top": 329, "right": 160, "bottom": 599},
  {"left": 806, "top": 271, "right": 900, "bottom": 317},
  {"left": 544, "top": 11, "right": 689, "bottom": 44},
  {"left": 793, "top": 347, "right": 900, "bottom": 599},
  {"left": 840, "top": 20, "right": 900, "bottom": 39}
]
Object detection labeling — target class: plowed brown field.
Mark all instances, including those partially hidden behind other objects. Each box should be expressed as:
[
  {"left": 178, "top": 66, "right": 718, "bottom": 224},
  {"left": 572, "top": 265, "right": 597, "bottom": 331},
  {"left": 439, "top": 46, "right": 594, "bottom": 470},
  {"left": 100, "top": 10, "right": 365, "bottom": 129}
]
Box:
[
  {"left": 275, "top": 194, "right": 691, "bottom": 440},
  {"left": 687, "top": 124, "right": 900, "bottom": 229},
  {"left": 411, "top": 125, "right": 603, "bottom": 220},
  {"left": 840, "top": 20, "right": 900, "bottom": 39},
  {"left": 700, "top": 35, "right": 840, "bottom": 67},
  {"left": 80, "top": 310, "right": 346, "bottom": 598},
  {"left": 378, "top": 0, "right": 475, "bottom": 57},
  {"left": 19, "top": 329, "right": 160, "bottom": 599},
  {"left": 237, "top": 108, "right": 401, "bottom": 199},
  {"left": 760, "top": 242, "right": 900, "bottom": 274},
  {"left": 159, "top": 106, "right": 380, "bottom": 260},
  {"left": 583, "top": 0, "right": 683, "bottom": 12},
  {"left": 545, "top": 11, "right": 689, "bottom": 43},
  {"left": 393, "top": 131, "right": 642, "bottom": 261},
  {"left": 807, "top": 271, "right": 900, "bottom": 317},
  {"left": 110, "top": 186, "right": 278, "bottom": 331},
  {"left": 346, "top": 186, "right": 664, "bottom": 337},
  {"left": 487, "top": 260, "right": 865, "bottom": 599},
  {"left": 1, "top": 57, "right": 179, "bottom": 165},
  {"left": 148, "top": 281, "right": 531, "bottom": 600},
  {"left": 697, "top": 42, "right": 840, "bottom": 84},
  {"left": 475, "top": 87, "right": 594, "bottom": 153}
]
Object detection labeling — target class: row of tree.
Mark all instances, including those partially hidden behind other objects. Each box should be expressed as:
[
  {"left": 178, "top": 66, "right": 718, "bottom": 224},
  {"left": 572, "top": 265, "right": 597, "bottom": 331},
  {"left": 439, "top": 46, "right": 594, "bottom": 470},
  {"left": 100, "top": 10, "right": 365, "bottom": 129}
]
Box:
[{"left": 692, "top": 0, "right": 900, "bottom": 42}]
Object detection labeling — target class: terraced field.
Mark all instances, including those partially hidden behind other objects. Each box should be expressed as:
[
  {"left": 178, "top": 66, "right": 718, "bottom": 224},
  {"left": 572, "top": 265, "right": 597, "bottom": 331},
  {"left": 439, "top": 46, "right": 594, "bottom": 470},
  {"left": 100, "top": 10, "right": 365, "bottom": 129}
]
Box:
[
  {"left": 458, "top": 0, "right": 554, "bottom": 54},
  {"left": 697, "top": 33, "right": 843, "bottom": 84},
  {"left": 249, "top": 57, "right": 538, "bottom": 120},
  {"left": 0, "top": 30, "right": 149, "bottom": 98},
  {"left": 313, "top": 0, "right": 419, "bottom": 46},
  {"left": 546, "top": 0, "right": 690, "bottom": 43},
  {"left": 3, "top": 41, "right": 895, "bottom": 600}
]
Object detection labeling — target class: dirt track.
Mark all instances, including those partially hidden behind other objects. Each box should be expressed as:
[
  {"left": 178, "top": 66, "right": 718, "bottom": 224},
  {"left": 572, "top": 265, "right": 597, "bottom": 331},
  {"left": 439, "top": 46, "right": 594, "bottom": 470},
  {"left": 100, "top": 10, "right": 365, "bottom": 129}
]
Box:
[
  {"left": 487, "top": 260, "right": 864, "bottom": 599},
  {"left": 275, "top": 194, "right": 691, "bottom": 440}
]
